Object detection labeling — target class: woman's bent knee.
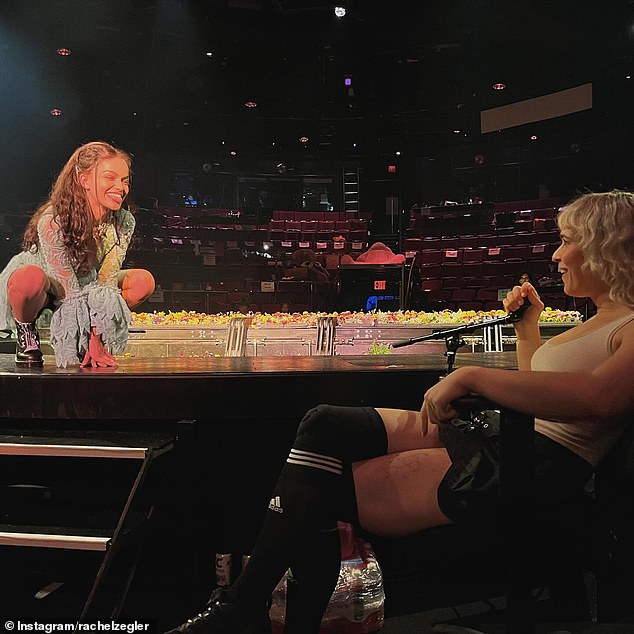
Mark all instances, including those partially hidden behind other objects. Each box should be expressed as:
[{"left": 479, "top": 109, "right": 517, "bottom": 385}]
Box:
[
  {"left": 119, "top": 269, "right": 155, "bottom": 306},
  {"left": 7, "top": 266, "right": 49, "bottom": 300}
]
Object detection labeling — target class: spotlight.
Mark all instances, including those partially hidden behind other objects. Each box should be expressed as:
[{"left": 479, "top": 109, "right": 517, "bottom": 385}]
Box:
[
  {"left": 50, "top": 109, "right": 62, "bottom": 116},
  {"left": 56, "top": 47, "right": 71, "bottom": 56},
  {"left": 334, "top": 6, "right": 346, "bottom": 17},
  {"left": 492, "top": 82, "right": 506, "bottom": 91}
]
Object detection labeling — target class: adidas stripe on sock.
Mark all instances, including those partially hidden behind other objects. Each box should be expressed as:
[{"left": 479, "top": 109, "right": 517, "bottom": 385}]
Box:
[{"left": 286, "top": 448, "right": 343, "bottom": 475}]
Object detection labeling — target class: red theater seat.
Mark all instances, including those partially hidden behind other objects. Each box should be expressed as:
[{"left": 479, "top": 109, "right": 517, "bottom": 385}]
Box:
[
  {"left": 459, "top": 235, "right": 480, "bottom": 248},
  {"left": 420, "top": 249, "right": 442, "bottom": 265},
  {"left": 404, "top": 237, "right": 424, "bottom": 251},
  {"left": 484, "top": 246, "right": 506, "bottom": 262},
  {"left": 421, "top": 278, "right": 442, "bottom": 291},
  {"left": 460, "top": 263, "right": 484, "bottom": 279},
  {"left": 462, "top": 247, "right": 486, "bottom": 263},
  {"left": 451, "top": 288, "right": 476, "bottom": 301},
  {"left": 420, "top": 263, "right": 441, "bottom": 279},
  {"left": 503, "top": 245, "right": 532, "bottom": 262},
  {"left": 440, "top": 236, "right": 460, "bottom": 250},
  {"left": 441, "top": 248, "right": 462, "bottom": 264},
  {"left": 274, "top": 210, "right": 295, "bottom": 220}
]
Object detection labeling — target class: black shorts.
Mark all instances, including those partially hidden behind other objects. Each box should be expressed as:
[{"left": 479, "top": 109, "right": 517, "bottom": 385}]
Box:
[{"left": 437, "top": 414, "right": 594, "bottom": 530}]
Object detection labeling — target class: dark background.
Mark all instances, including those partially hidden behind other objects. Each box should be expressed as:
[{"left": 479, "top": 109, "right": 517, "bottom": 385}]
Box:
[{"left": 1, "top": 0, "right": 633, "bottom": 218}]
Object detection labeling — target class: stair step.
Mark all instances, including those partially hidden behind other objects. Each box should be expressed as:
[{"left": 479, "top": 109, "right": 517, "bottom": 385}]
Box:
[
  {"left": 0, "top": 525, "right": 111, "bottom": 551},
  {"left": 0, "top": 431, "right": 175, "bottom": 459},
  {"left": 0, "top": 442, "right": 149, "bottom": 459}
]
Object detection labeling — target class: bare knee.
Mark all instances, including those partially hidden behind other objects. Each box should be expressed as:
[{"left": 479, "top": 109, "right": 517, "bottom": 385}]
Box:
[
  {"left": 120, "top": 269, "right": 155, "bottom": 307},
  {"left": 7, "top": 266, "right": 49, "bottom": 303}
]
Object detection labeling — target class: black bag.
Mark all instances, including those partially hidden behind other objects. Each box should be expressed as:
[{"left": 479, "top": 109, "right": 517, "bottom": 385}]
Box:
[{"left": 437, "top": 410, "right": 503, "bottom": 529}]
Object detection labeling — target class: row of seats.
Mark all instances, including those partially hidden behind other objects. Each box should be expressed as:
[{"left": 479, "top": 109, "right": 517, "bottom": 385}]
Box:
[
  {"left": 492, "top": 197, "right": 567, "bottom": 212},
  {"left": 410, "top": 243, "right": 558, "bottom": 266},
  {"left": 407, "top": 210, "right": 558, "bottom": 237},
  {"left": 136, "top": 231, "right": 368, "bottom": 257},
  {"left": 272, "top": 210, "right": 373, "bottom": 221},
  {"left": 268, "top": 218, "right": 369, "bottom": 231},
  {"left": 153, "top": 219, "right": 370, "bottom": 244},
  {"left": 157, "top": 207, "right": 372, "bottom": 223},
  {"left": 404, "top": 230, "right": 560, "bottom": 250}
]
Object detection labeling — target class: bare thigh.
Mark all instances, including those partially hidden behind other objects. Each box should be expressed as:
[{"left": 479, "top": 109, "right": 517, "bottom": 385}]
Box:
[
  {"left": 353, "top": 447, "right": 453, "bottom": 537},
  {"left": 351, "top": 407, "right": 452, "bottom": 536}
]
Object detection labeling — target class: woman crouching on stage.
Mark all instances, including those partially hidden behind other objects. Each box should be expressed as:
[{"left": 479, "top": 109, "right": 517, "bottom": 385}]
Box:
[
  {"left": 166, "top": 190, "right": 634, "bottom": 634},
  {"left": 0, "top": 140, "right": 155, "bottom": 368}
]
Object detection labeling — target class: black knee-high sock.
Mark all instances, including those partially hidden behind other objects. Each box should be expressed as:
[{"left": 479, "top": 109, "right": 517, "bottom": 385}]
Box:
[
  {"left": 283, "top": 526, "right": 342, "bottom": 634},
  {"left": 227, "top": 405, "right": 387, "bottom": 616}
]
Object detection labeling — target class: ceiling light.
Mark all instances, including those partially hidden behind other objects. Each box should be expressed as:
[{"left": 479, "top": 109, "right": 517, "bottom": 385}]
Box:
[
  {"left": 56, "top": 48, "right": 71, "bottom": 56},
  {"left": 299, "top": 136, "right": 309, "bottom": 143},
  {"left": 334, "top": 6, "right": 346, "bottom": 17},
  {"left": 245, "top": 101, "right": 257, "bottom": 108},
  {"left": 530, "top": 135, "right": 538, "bottom": 140},
  {"left": 206, "top": 52, "right": 213, "bottom": 57},
  {"left": 492, "top": 82, "right": 506, "bottom": 91},
  {"left": 50, "top": 109, "right": 62, "bottom": 116}
]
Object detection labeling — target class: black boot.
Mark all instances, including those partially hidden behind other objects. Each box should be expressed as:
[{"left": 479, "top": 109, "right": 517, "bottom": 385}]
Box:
[
  {"left": 15, "top": 320, "right": 43, "bottom": 368},
  {"left": 164, "top": 587, "right": 272, "bottom": 634}
]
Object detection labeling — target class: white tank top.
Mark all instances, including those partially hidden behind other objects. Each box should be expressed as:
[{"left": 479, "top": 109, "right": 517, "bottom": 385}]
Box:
[{"left": 531, "top": 312, "right": 634, "bottom": 466}]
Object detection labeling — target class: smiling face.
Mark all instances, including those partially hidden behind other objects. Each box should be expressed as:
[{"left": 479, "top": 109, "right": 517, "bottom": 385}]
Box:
[
  {"left": 79, "top": 156, "right": 130, "bottom": 220},
  {"left": 552, "top": 227, "right": 610, "bottom": 301}
]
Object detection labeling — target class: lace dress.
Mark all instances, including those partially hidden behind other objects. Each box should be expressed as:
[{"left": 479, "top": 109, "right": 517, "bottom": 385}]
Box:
[{"left": 0, "top": 207, "right": 136, "bottom": 367}]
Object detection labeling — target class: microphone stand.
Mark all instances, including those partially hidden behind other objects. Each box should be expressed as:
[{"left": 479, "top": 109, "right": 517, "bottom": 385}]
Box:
[{"left": 391, "top": 310, "right": 524, "bottom": 375}]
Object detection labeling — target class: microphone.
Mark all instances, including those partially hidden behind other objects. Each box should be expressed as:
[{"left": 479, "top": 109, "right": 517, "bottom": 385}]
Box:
[{"left": 505, "top": 298, "right": 531, "bottom": 323}]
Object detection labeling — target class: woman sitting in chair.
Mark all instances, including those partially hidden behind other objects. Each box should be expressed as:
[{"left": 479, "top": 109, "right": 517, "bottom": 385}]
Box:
[{"left": 166, "top": 191, "right": 634, "bottom": 634}]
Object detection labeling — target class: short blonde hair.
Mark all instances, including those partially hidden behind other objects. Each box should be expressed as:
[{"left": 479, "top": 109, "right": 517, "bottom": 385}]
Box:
[{"left": 557, "top": 190, "right": 634, "bottom": 308}]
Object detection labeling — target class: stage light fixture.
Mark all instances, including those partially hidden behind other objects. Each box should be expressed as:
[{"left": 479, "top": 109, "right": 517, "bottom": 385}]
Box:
[
  {"left": 245, "top": 101, "right": 257, "bottom": 108},
  {"left": 299, "top": 136, "right": 309, "bottom": 143},
  {"left": 492, "top": 82, "right": 506, "bottom": 90},
  {"left": 334, "top": 6, "right": 346, "bottom": 17},
  {"left": 50, "top": 109, "right": 62, "bottom": 116},
  {"left": 56, "top": 48, "right": 71, "bottom": 56}
]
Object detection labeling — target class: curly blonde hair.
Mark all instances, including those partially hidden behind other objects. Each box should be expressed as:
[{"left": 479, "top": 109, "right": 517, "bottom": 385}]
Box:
[
  {"left": 557, "top": 190, "right": 634, "bottom": 308},
  {"left": 23, "top": 141, "right": 132, "bottom": 275}
]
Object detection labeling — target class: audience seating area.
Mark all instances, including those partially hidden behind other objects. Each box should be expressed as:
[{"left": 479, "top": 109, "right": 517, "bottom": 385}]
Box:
[
  {"left": 1, "top": 198, "right": 571, "bottom": 314},
  {"left": 128, "top": 207, "right": 372, "bottom": 312},
  {"left": 403, "top": 199, "right": 569, "bottom": 312}
]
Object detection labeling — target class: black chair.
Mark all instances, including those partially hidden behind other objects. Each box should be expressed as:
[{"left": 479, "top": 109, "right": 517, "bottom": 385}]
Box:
[{"left": 367, "top": 403, "right": 634, "bottom": 632}]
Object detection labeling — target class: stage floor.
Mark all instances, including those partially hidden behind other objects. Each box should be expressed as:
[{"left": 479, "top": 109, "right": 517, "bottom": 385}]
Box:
[{"left": 0, "top": 351, "right": 517, "bottom": 420}]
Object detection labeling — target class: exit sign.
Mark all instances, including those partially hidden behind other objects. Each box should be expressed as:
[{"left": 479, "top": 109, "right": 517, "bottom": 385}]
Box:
[{"left": 374, "top": 280, "right": 386, "bottom": 291}]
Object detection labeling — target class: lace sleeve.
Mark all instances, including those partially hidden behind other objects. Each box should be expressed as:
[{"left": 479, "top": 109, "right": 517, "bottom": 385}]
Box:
[
  {"left": 37, "top": 212, "right": 82, "bottom": 297},
  {"left": 97, "top": 209, "right": 136, "bottom": 287}
]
